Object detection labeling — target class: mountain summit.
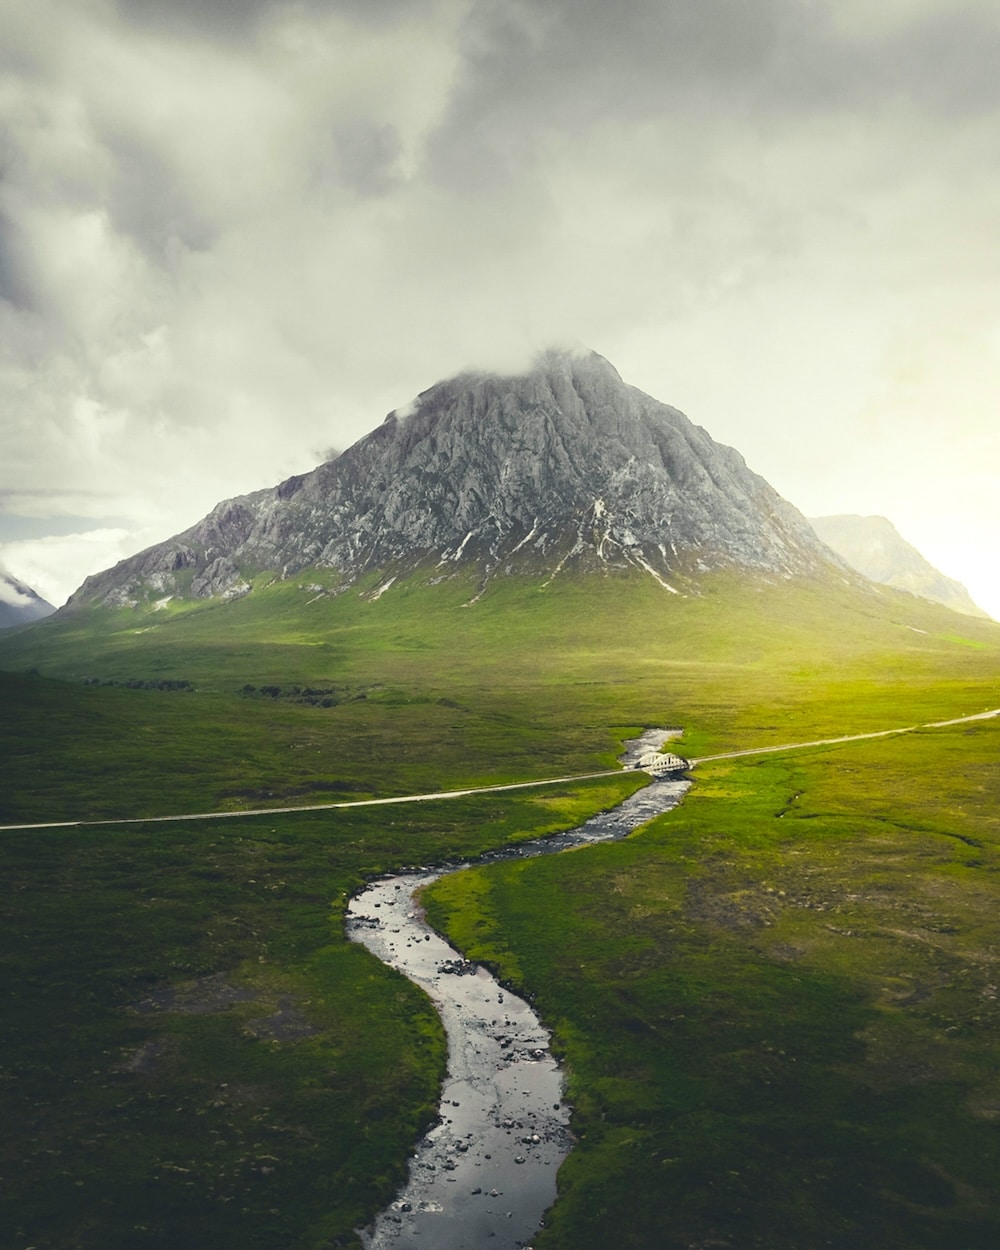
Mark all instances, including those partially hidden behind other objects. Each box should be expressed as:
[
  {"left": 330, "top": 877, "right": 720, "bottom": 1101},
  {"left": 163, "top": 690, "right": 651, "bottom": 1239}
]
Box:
[
  {"left": 810, "top": 514, "right": 990, "bottom": 620},
  {"left": 0, "top": 571, "right": 56, "bottom": 629},
  {"left": 69, "top": 349, "right": 839, "bottom": 609}
]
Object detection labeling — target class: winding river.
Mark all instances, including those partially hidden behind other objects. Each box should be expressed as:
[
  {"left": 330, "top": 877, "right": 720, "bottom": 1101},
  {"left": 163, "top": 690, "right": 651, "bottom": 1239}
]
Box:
[{"left": 346, "top": 731, "right": 690, "bottom": 1250}]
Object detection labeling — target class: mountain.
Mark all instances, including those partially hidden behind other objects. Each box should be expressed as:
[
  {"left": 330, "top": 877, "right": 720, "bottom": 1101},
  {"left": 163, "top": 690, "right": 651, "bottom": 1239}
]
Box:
[
  {"left": 0, "top": 571, "right": 56, "bottom": 629},
  {"left": 67, "top": 348, "right": 843, "bottom": 612},
  {"left": 809, "top": 514, "right": 990, "bottom": 620}
]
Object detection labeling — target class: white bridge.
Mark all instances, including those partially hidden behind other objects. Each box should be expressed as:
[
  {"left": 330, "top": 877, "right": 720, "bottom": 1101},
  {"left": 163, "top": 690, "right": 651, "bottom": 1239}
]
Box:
[{"left": 635, "top": 751, "right": 690, "bottom": 776}]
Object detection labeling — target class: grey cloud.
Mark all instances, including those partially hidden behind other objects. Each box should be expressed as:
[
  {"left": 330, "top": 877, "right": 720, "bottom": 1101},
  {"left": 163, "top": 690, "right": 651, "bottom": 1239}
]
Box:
[
  {"left": 0, "top": 574, "right": 35, "bottom": 607},
  {"left": 880, "top": 7, "right": 1000, "bottom": 116},
  {"left": 419, "top": 0, "right": 836, "bottom": 197},
  {"left": 0, "top": 210, "right": 37, "bottom": 311},
  {"left": 116, "top": 0, "right": 280, "bottom": 42},
  {"left": 2, "top": 0, "right": 999, "bottom": 616},
  {"left": 117, "top": 0, "right": 444, "bottom": 43},
  {"left": 328, "top": 120, "right": 404, "bottom": 198},
  {"left": 425, "top": 0, "right": 1000, "bottom": 193},
  {"left": 101, "top": 131, "right": 216, "bottom": 256},
  {"left": 0, "top": 512, "right": 128, "bottom": 541},
  {"left": 312, "top": 447, "right": 342, "bottom": 466},
  {"left": 0, "top": 487, "right": 127, "bottom": 511}
]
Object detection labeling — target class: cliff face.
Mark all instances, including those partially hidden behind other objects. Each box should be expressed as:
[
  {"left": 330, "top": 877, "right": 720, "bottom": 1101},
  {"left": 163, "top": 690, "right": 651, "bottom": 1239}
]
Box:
[
  {"left": 69, "top": 349, "right": 840, "bottom": 609},
  {"left": 810, "top": 514, "right": 991, "bottom": 620}
]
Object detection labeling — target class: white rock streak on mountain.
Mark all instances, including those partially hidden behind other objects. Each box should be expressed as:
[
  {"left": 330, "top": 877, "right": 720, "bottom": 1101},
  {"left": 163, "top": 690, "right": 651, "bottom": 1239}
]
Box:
[{"left": 69, "top": 349, "right": 840, "bottom": 609}]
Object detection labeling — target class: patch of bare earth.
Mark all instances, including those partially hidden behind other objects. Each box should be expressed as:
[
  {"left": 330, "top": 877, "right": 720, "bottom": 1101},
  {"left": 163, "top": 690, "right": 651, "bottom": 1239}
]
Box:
[
  {"left": 132, "top": 971, "right": 258, "bottom": 1015},
  {"left": 125, "top": 972, "right": 319, "bottom": 1074},
  {"left": 244, "top": 995, "right": 318, "bottom": 1041}
]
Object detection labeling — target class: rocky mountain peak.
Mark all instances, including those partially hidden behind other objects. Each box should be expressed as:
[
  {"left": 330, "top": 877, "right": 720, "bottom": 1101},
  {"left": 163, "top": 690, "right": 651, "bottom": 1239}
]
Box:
[
  {"left": 68, "top": 348, "right": 842, "bottom": 610},
  {"left": 0, "top": 571, "right": 56, "bottom": 629},
  {"left": 810, "top": 514, "right": 990, "bottom": 619}
]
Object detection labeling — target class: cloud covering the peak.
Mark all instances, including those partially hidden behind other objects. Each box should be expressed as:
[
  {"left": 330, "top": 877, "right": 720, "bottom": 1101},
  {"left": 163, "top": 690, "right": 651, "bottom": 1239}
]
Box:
[{"left": 1, "top": 0, "right": 998, "bottom": 613}]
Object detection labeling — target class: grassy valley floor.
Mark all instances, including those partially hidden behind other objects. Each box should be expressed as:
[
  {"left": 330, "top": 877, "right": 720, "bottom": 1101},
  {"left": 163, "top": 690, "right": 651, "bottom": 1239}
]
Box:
[
  {"left": 0, "top": 780, "right": 640, "bottom": 1250},
  {"left": 2, "top": 568, "right": 999, "bottom": 1247},
  {"left": 425, "top": 720, "right": 1000, "bottom": 1249}
]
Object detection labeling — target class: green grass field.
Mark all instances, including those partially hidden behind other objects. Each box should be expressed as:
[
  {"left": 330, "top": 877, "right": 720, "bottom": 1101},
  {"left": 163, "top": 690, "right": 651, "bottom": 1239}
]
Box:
[
  {"left": 2, "top": 566, "right": 999, "bottom": 1247},
  {"left": 425, "top": 723, "right": 1000, "bottom": 1248}
]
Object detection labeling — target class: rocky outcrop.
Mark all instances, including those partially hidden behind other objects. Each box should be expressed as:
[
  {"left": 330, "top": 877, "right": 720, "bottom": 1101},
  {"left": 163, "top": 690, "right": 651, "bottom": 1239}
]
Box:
[
  {"left": 810, "top": 514, "right": 990, "bottom": 619},
  {"left": 190, "top": 556, "right": 251, "bottom": 600},
  {"left": 68, "top": 348, "right": 843, "bottom": 609}
]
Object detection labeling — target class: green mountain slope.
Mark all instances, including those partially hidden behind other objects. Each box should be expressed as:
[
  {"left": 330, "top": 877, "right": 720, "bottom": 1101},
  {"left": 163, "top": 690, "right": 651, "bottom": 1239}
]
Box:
[{"left": 3, "top": 566, "right": 999, "bottom": 819}]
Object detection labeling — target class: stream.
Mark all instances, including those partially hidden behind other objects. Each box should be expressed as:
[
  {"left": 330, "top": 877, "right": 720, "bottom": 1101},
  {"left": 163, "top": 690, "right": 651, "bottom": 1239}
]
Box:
[{"left": 346, "top": 731, "right": 690, "bottom": 1249}]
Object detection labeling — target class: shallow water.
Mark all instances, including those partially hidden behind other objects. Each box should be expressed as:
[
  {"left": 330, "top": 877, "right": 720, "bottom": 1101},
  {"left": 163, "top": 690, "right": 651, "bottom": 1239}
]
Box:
[{"left": 347, "top": 732, "right": 690, "bottom": 1249}]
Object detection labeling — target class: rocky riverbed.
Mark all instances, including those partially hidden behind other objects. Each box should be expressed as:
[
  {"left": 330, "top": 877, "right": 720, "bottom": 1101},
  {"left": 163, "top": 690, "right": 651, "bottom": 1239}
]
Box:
[{"left": 347, "top": 732, "right": 690, "bottom": 1249}]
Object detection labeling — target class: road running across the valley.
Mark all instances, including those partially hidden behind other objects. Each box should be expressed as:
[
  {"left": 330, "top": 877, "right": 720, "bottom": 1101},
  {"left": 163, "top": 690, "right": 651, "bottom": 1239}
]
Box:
[
  {"left": 2, "top": 707, "right": 998, "bottom": 833},
  {"left": 0, "top": 770, "right": 626, "bottom": 832},
  {"left": 688, "top": 706, "right": 1000, "bottom": 765}
]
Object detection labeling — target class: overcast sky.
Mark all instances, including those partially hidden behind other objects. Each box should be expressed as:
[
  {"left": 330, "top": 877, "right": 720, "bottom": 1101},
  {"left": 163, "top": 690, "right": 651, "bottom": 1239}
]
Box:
[{"left": 2, "top": 0, "right": 998, "bottom": 616}]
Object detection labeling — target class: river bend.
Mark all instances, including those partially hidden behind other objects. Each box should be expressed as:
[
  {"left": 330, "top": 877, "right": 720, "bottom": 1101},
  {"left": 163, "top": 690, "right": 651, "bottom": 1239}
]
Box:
[{"left": 346, "top": 731, "right": 690, "bottom": 1249}]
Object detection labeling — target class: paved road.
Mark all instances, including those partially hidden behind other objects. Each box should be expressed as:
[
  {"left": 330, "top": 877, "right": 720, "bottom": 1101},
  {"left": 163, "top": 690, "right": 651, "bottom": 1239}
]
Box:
[
  {"left": 690, "top": 706, "right": 1000, "bottom": 765},
  {"left": 2, "top": 708, "right": 998, "bottom": 833},
  {"left": 0, "top": 769, "right": 625, "bottom": 832}
]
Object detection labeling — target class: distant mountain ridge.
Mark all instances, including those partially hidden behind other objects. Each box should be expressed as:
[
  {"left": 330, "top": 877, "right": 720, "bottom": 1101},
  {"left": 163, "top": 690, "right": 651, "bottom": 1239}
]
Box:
[
  {"left": 0, "top": 572, "right": 56, "bottom": 628},
  {"left": 68, "top": 348, "right": 843, "bottom": 610},
  {"left": 810, "top": 515, "right": 990, "bottom": 620}
]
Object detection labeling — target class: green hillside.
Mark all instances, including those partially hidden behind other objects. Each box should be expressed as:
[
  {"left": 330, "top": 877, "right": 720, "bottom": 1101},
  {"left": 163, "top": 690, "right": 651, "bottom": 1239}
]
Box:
[
  {"left": 3, "top": 568, "right": 998, "bottom": 821},
  {"left": 2, "top": 567, "right": 999, "bottom": 1248}
]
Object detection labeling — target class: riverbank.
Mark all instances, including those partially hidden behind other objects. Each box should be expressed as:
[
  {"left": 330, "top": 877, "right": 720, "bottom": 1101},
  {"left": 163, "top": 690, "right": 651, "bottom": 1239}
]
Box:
[
  {"left": 421, "top": 718, "right": 1000, "bottom": 1249},
  {"left": 348, "top": 732, "right": 690, "bottom": 1249}
]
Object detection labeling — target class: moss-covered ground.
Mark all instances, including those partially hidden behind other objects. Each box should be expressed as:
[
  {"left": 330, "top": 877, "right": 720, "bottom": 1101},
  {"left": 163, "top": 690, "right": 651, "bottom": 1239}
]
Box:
[
  {"left": 426, "top": 722, "right": 1000, "bottom": 1248},
  {"left": 0, "top": 778, "right": 638, "bottom": 1250},
  {"left": 1, "top": 567, "right": 999, "bottom": 1247}
]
